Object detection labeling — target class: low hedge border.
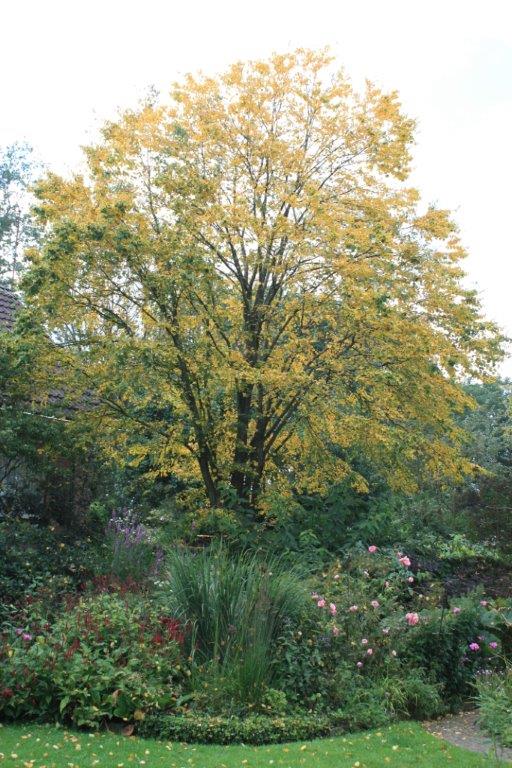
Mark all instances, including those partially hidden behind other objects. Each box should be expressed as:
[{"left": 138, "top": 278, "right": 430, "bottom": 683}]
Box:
[{"left": 138, "top": 712, "right": 338, "bottom": 745}]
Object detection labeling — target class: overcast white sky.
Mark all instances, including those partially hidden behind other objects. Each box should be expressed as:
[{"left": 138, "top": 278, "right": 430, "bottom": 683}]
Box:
[{"left": 2, "top": 0, "right": 511, "bottom": 374}]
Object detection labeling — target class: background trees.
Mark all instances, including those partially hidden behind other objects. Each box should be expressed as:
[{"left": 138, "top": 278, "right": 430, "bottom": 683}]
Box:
[
  {"left": 21, "top": 50, "right": 503, "bottom": 516},
  {"left": 0, "top": 142, "right": 106, "bottom": 522},
  {"left": 454, "top": 380, "right": 512, "bottom": 548},
  {"left": 0, "top": 143, "right": 39, "bottom": 284}
]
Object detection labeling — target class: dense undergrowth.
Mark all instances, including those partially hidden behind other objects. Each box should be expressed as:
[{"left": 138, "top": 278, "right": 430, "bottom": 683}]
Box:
[{"left": 1, "top": 512, "right": 511, "bottom": 743}]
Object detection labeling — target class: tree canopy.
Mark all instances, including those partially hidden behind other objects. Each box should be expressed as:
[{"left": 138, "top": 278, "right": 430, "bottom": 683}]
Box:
[{"left": 23, "top": 49, "right": 503, "bottom": 516}]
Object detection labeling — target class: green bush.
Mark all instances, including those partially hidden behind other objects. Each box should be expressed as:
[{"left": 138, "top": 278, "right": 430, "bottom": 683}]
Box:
[
  {"left": 273, "top": 549, "right": 420, "bottom": 710},
  {"left": 0, "top": 593, "right": 185, "bottom": 727},
  {"left": 0, "top": 519, "right": 96, "bottom": 621},
  {"left": 272, "top": 619, "right": 327, "bottom": 709},
  {"left": 401, "top": 599, "right": 496, "bottom": 705},
  {"left": 378, "top": 673, "right": 443, "bottom": 719},
  {"left": 273, "top": 551, "right": 496, "bottom": 716},
  {"left": 138, "top": 711, "right": 335, "bottom": 744}
]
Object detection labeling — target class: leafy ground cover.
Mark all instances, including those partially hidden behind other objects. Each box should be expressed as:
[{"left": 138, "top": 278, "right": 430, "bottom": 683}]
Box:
[{"left": 0, "top": 722, "right": 500, "bottom": 768}]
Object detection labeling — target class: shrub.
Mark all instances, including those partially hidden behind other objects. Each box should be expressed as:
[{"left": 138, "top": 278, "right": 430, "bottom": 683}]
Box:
[
  {"left": 272, "top": 618, "right": 327, "bottom": 709},
  {"left": 378, "top": 673, "right": 443, "bottom": 719},
  {"left": 274, "top": 550, "right": 494, "bottom": 715},
  {"left": 138, "top": 711, "right": 335, "bottom": 744},
  {"left": 272, "top": 548, "right": 422, "bottom": 707},
  {"left": 401, "top": 599, "right": 498, "bottom": 705},
  {"left": 0, "top": 519, "right": 97, "bottom": 622},
  {"left": 0, "top": 593, "right": 185, "bottom": 727}
]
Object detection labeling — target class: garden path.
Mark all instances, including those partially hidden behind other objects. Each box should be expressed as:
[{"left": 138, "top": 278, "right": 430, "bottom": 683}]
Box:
[{"left": 424, "top": 711, "right": 512, "bottom": 763}]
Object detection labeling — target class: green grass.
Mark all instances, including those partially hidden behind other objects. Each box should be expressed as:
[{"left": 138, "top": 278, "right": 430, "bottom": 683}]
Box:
[{"left": 0, "top": 721, "right": 503, "bottom": 767}]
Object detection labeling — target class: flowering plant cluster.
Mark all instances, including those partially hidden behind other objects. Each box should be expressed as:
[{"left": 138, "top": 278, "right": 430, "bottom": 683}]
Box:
[
  {"left": 108, "top": 509, "right": 148, "bottom": 545},
  {"left": 308, "top": 547, "right": 428, "bottom": 672},
  {"left": 106, "top": 509, "right": 163, "bottom": 581},
  {"left": 285, "top": 545, "right": 504, "bottom": 714},
  {"left": 0, "top": 593, "right": 186, "bottom": 727}
]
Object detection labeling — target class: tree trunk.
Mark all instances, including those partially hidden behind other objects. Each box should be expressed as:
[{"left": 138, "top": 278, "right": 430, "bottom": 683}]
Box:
[
  {"left": 198, "top": 450, "right": 220, "bottom": 508},
  {"left": 230, "top": 386, "right": 254, "bottom": 497}
]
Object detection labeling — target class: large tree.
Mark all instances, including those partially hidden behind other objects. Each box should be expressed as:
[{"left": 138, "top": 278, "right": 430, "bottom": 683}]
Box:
[{"left": 24, "top": 50, "right": 502, "bottom": 516}]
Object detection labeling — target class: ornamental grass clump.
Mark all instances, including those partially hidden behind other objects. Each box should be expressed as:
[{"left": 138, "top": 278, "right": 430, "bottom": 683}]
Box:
[
  {"left": 476, "top": 665, "right": 512, "bottom": 746},
  {"left": 161, "top": 545, "right": 310, "bottom": 711}
]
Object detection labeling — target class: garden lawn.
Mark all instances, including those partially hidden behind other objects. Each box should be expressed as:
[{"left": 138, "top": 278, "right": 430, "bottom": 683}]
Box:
[{"left": 0, "top": 722, "right": 502, "bottom": 768}]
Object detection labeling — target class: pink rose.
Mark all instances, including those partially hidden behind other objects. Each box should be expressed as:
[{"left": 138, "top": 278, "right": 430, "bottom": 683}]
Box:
[
  {"left": 371, "top": 600, "right": 380, "bottom": 609},
  {"left": 348, "top": 605, "right": 358, "bottom": 612},
  {"left": 329, "top": 603, "right": 337, "bottom": 616},
  {"left": 317, "top": 598, "right": 326, "bottom": 608},
  {"left": 361, "top": 638, "right": 368, "bottom": 645},
  {"left": 469, "top": 642, "right": 480, "bottom": 652},
  {"left": 356, "top": 661, "right": 363, "bottom": 668},
  {"left": 480, "top": 601, "right": 488, "bottom": 607},
  {"left": 368, "top": 545, "right": 377, "bottom": 553},
  {"left": 405, "top": 612, "right": 419, "bottom": 626},
  {"left": 408, "top": 576, "right": 414, "bottom": 583},
  {"left": 452, "top": 607, "right": 461, "bottom": 614},
  {"left": 399, "top": 555, "right": 411, "bottom": 568},
  {"left": 366, "top": 648, "right": 373, "bottom": 656}
]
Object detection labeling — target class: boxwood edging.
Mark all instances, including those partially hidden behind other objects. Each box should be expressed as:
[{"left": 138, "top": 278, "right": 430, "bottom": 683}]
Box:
[{"left": 138, "top": 712, "right": 338, "bottom": 745}]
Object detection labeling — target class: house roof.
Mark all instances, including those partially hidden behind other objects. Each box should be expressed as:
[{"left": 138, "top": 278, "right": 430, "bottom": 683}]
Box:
[{"left": 0, "top": 283, "right": 19, "bottom": 332}]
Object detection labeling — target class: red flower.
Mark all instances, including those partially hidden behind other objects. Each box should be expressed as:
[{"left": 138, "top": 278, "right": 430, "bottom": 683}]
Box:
[{"left": 160, "top": 617, "right": 186, "bottom": 646}]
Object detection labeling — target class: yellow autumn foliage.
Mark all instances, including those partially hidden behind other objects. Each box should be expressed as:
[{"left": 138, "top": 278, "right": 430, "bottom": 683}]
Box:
[{"left": 23, "top": 49, "right": 503, "bottom": 513}]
